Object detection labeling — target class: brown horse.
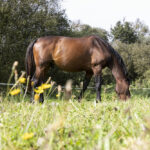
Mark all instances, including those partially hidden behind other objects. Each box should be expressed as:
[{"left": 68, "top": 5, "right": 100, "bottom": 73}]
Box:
[{"left": 25, "top": 35, "right": 130, "bottom": 103}]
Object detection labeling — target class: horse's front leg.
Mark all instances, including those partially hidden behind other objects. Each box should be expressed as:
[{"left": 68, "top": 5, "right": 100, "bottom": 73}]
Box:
[
  {"left": 78, "top": 72, "right": 92, "bottom": 102},
  {"left": 95, "top": 74, "right": 102, "bottom": 102}
]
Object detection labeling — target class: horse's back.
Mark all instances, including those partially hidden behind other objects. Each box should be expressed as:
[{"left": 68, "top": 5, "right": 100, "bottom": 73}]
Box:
[{"left": 52, "top": 36, "right": 94, "bottom": 72}]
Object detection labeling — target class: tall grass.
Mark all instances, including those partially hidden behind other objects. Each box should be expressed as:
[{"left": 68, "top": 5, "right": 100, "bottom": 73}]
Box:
[{"left": 0, "top": 88, "right": 150, "bottom": 150}]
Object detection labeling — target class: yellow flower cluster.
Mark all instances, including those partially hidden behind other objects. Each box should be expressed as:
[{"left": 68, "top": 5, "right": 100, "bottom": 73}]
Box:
[
  {"left": 22, "top": 132, "right": 34, "bottom": 140},
  {"left": 9, "top": 88, "right": 21, "bottom": 96},
  {"left": 34, "top": 94, "right": 40, "bottom": 101},
  {"left": 9, "top": 77, "right": 26, "bottom": 96},
  {"left": 34, "top": 88, "right": 44, "bottom": 94},
  {"left": 56, "top": 94, "right": 60, "bottom": 98},
  {"left": 34, "top": 83, "right": 51, "bottom": 94},
  {"left": 31, "top": 81, "right": 34, "bottom": 87},
  {"left": 19, "top": 77, "right": 26, "bottom": 84},
  {"left": 42, "top": 83, "right": 51, "bottom": 90}
]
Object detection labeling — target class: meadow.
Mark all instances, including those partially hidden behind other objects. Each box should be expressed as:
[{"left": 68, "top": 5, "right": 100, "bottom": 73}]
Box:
[
  {"left": 0, "top": 86, "right": 150, "bottom": 150},
  {"left": 1, "top": 1, "right": 150, "bottom": 150}
]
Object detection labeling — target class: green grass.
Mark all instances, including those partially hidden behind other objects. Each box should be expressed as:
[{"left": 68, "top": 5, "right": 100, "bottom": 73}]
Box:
[{"left": 0, "top": 89, "right": 150, "bottom": 150}]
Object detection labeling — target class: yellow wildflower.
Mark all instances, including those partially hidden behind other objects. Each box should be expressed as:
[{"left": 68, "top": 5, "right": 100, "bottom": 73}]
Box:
[
  {"left": 9, "top": 88, "right": 21, "bottom": 96},
  {"left": 34, "top": 94, "right": 40, "bottom": 101},
  {"left": 22, "top": 132, "right": 34, "bottom": 140},
  {"left": 19, "top": 77, "right": 26, "bottom": 84},
  {"left": 37, "top": 85, "right": 43, "bottom": 90},
  {"left": 34, "top": 83, "right": 51, "bottom": 94},
  {"left": 41, "top": 83, "right": 51, "bottom": 90},
  {"left": 56, "top": 94, "right": 60, "bottom": 98},
  {"left": 31, "top": 81, "right": 34, "bottom": 87},
  {"left": 34, "top": 88, "right": 44, "bottom": 94}
]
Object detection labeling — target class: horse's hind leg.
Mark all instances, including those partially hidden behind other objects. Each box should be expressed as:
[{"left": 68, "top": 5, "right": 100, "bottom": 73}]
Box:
[
  {"left": 78, "top": 72, "right": 92, "bottom": 102},
  {"left": 31, "top": 66, "right": 46, "bottom": 103}
]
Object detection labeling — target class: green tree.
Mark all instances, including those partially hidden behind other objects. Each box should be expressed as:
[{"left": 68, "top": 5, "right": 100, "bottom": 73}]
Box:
[
  {"left": 71, "top": 21, "right": 109, "bottom": 41},
  {"left": 111, "top": 20, "right": 138, "bottom": 44},
  {"left": 0, "top": 0, "right": 70, "bottom": 82},
  {"left": 112, "top": 40, "right": 150, "bottom": 81},
  {"left": 133, "top": 19, "right": 150, "bottom": 44}
]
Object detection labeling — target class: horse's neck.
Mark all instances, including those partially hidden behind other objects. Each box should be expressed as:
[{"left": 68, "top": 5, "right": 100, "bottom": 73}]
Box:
[{"left": 111, "top": 58, "right": 126, "bottom": 82}]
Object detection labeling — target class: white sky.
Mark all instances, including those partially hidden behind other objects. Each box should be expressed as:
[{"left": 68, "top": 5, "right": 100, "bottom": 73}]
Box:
[{"left": 62, "top": 0, "right": 150, "bottom": 31}]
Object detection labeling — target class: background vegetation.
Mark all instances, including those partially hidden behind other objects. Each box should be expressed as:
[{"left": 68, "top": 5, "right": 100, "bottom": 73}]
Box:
[
  {"left": 0, "top": 0, "right": 150, "bottom": 85},
  {"left": 0, "top": 1, "right": 150, "bottom": 150}
]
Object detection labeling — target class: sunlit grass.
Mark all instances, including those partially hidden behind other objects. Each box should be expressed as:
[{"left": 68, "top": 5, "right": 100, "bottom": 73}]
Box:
[{"left": 0, "top": 89, "right": 150, "bottom": 150}]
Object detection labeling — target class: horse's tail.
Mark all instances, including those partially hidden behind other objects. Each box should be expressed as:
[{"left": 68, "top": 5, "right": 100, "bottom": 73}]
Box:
[{"left": 25, "top": 40, "right": 37, "bottom": 89}]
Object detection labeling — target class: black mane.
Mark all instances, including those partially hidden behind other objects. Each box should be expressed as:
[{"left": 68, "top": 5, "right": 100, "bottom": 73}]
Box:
[
  {"left": 97, "top": 37, "right": 130, "bottom": 82},
  {"left": 109, "top": 46, "right": 130, "bottom": 82}
]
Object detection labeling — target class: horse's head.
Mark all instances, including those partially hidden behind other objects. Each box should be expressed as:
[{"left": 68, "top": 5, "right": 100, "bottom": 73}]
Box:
[{"left": 115, "top": 79, "right": 131, "bottom": 100}]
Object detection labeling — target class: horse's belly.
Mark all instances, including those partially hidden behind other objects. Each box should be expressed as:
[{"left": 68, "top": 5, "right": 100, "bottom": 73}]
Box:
[
  {"left": 54, "top": 57, "right": 90, "bottom": 72},
  {"left": 54, "top": 61, "right": 83, "bottom": 72}
]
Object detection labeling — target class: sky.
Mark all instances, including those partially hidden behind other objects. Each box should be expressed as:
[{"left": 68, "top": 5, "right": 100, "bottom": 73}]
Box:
[{"left": 62, "top": 0, "right": 150, "bottom": 31}]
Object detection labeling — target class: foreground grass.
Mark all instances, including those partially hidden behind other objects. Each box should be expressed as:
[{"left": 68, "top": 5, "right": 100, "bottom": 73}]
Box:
[{"left": 0, "top": 90, "right": 150, "bottom": 150}]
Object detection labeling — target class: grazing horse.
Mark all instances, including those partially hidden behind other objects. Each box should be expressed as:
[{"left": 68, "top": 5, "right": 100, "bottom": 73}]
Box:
[{"left": 25, "top": 35, "right": 130, "bottom": 103}]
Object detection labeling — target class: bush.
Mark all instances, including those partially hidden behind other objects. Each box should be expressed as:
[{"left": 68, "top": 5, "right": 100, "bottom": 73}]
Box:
[{"left": 112, "top": 40, "right": 150, "bottom": 81}]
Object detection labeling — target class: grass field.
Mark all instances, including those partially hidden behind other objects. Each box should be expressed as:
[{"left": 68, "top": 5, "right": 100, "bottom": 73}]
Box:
[{"left": 0, "top": 88, "right": 150, "bottom": 150}]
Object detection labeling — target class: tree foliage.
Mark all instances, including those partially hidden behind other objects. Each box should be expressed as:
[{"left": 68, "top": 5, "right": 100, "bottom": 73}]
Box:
[
  {"left": 0, "top": 0, "right": 70, "bottom": 82},
  {"left": 111, "top": 20, "right": 138, "bottom": 44},
  {"left": 133, "top": 19, "right": 150, "bottom": 43},
  {"left": 71, "top": 21, "right": 109, "bottom": 41},
  {"left": 112, "top": 40, "right": 150, "bottom": 81}
]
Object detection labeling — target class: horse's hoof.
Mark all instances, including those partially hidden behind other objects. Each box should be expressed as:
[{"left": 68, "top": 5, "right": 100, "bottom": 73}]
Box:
[
  {"left": 39, "top": 99, "right": 44, "bottom": 103},
  {"left": 96, "top": 99, "right": 101, "bottom": 103},
  {"left": 78, "top": 100, "right": 81, "bottom": 103},
  {"left": 78, "top": 98, "right": 82, "bottom": 103}
]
